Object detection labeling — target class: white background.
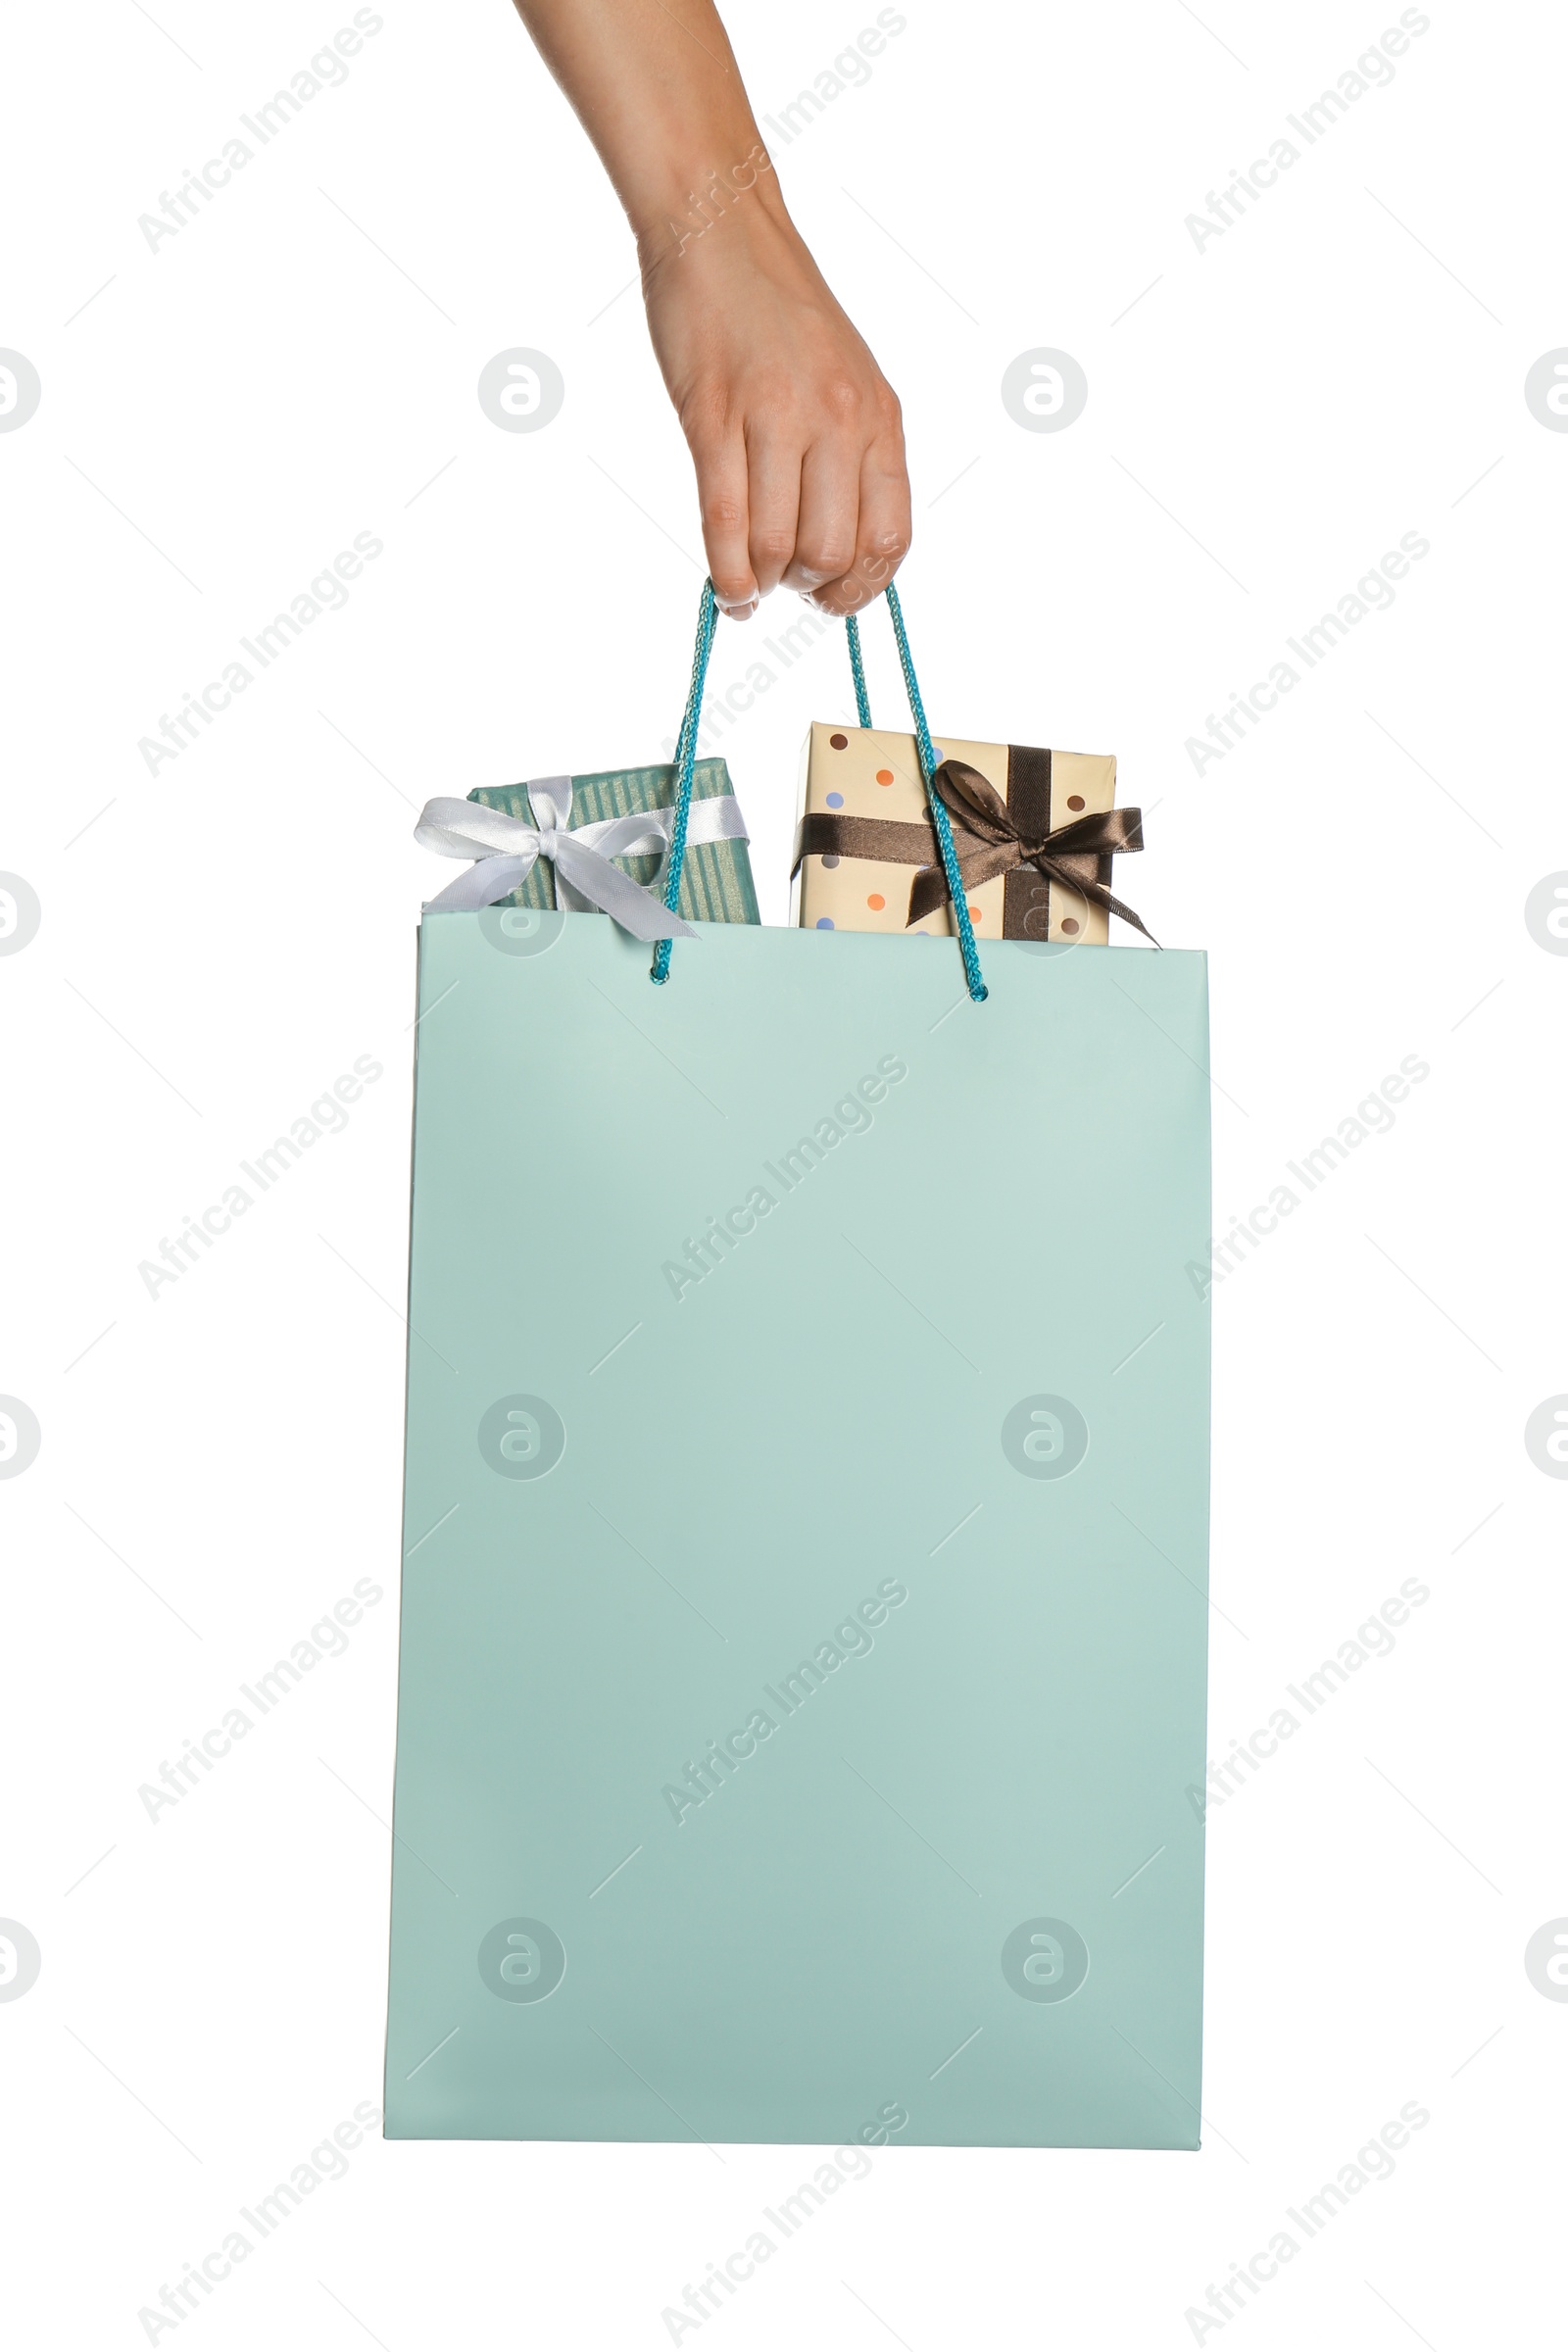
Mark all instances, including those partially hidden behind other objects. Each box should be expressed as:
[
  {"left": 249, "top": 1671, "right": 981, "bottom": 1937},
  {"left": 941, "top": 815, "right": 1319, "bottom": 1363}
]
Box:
[{"left": 2, "top": 0, "right": 1565, "bottom": 2344}]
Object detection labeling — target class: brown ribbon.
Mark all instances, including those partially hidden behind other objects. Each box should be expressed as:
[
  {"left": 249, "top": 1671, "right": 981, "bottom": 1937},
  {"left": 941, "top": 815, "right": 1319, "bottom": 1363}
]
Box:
[{"left": 792, "top": 758, "right": 1156, "bottom": 942}]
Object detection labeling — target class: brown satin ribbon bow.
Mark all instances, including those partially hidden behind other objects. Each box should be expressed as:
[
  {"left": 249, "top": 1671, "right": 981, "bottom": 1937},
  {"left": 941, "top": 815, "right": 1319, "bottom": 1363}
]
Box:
[{"left": 792, "top": 758, "right": 1157, "bottom": 941}]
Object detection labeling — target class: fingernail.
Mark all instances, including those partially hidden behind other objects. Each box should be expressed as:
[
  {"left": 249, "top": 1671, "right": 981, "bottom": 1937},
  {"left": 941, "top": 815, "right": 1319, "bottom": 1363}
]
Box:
[{"left": 722, "top": 598, "right": 758, "bottom": 621}]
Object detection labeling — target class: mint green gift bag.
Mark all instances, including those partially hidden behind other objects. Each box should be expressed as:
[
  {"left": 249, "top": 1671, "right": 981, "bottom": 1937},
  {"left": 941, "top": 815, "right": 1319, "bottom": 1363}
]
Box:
[{"left": 384, "top": 587, "right": 1210, "bottom": 2149}]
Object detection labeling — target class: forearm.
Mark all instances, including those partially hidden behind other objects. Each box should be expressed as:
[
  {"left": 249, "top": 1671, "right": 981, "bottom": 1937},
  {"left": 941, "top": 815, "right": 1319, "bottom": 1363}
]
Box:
[
  {"left": 509, "top": 0, "right": 911, "bottom": 617},
  {"left": 510, "top": 0, "right": 786, "bottom": 264}
]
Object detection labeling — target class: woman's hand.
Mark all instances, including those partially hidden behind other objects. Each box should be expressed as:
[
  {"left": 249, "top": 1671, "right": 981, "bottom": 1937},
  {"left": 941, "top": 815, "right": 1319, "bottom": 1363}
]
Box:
[
  {"left": 640, "top": 186, "right": 911, "bottom": 621},
  {"left": 511, "top": 0, "right": 911, "bottom": 620}
]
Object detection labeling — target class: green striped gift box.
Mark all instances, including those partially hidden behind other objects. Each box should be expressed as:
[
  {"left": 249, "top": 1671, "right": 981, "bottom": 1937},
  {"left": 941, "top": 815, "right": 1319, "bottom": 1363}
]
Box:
[{"left": 467, "top": 760, "right": 759, "bottom": 926}]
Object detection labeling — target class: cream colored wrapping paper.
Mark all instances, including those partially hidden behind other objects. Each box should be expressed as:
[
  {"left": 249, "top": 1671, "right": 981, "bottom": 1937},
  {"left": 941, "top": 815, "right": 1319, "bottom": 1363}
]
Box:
[{"left": 791, "top": 722, "right": 1117, "bottom": 944}]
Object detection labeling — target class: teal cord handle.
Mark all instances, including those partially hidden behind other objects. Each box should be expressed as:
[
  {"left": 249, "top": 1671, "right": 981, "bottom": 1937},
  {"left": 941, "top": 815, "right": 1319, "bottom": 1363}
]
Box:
[
  {"left": 846, "top": 591, "right": 988, "bottom": 1004},
  {"left": 656, "top": 576, "right": 987, "bottom": 1004},
  {"left": 846, "top": 612, "right": 873, "bottom": 728},
  {"left": 651, "top": 578, "right": 718, "bottom": 984}
]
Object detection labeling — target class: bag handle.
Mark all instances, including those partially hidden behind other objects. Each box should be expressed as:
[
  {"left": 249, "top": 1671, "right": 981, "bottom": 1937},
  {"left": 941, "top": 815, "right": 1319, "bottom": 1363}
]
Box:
[
  {"left": 650, "top": 579, "right": 718, "bottom": 984},
  {"left": 844, "top": 589, "right": 986, "bottom": 1000},
  {"left": 653, "top": 578, "right": 988, "bottom": 1004}
]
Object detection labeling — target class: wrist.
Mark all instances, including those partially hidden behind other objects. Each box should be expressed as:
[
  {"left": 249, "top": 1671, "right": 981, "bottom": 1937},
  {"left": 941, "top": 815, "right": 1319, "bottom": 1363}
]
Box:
[{"left": 632, "top": 143, "right": 792, "bottom": 273}]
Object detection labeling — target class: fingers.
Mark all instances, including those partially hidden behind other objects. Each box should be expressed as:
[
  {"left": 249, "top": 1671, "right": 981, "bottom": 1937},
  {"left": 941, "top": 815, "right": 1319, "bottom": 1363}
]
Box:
[
  {"left": 744, "top": 430, "right": 804, "bottom": 604},
  {"left": 782, "top": 438, "right": 860, "bottom": 595},
  {"left": 692, "top": 427, "right": 760, "bottom": 619},
  {"left": 690, "top": 398, "right": 910, "bottom": 624},
  {"left": 808, "top": 414, "right": 911, "bottom": 618}
]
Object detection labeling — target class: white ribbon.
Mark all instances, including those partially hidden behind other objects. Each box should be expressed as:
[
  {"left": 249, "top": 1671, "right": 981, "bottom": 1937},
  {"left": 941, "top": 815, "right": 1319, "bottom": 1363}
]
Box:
[{"left": 415, "top": 775, "right": 749, "bottom": 942}]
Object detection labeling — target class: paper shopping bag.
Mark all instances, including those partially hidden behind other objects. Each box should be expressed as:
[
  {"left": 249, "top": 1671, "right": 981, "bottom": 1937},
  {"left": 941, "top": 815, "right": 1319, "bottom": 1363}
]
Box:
[{"left": 382, "top": 900, "right": 1211, "bottom": 2148}]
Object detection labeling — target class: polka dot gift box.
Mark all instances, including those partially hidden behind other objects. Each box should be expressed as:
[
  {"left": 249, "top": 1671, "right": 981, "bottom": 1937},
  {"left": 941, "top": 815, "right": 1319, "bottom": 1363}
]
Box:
[{"left": 791, "top": 724, "right": 1135, "bottom": 944}]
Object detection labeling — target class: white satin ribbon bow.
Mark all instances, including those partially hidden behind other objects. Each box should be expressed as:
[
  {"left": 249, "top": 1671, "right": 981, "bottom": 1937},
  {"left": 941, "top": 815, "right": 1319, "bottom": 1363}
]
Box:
[{"left": 415, "top": 775, "right": 748, "bottom": 942}]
